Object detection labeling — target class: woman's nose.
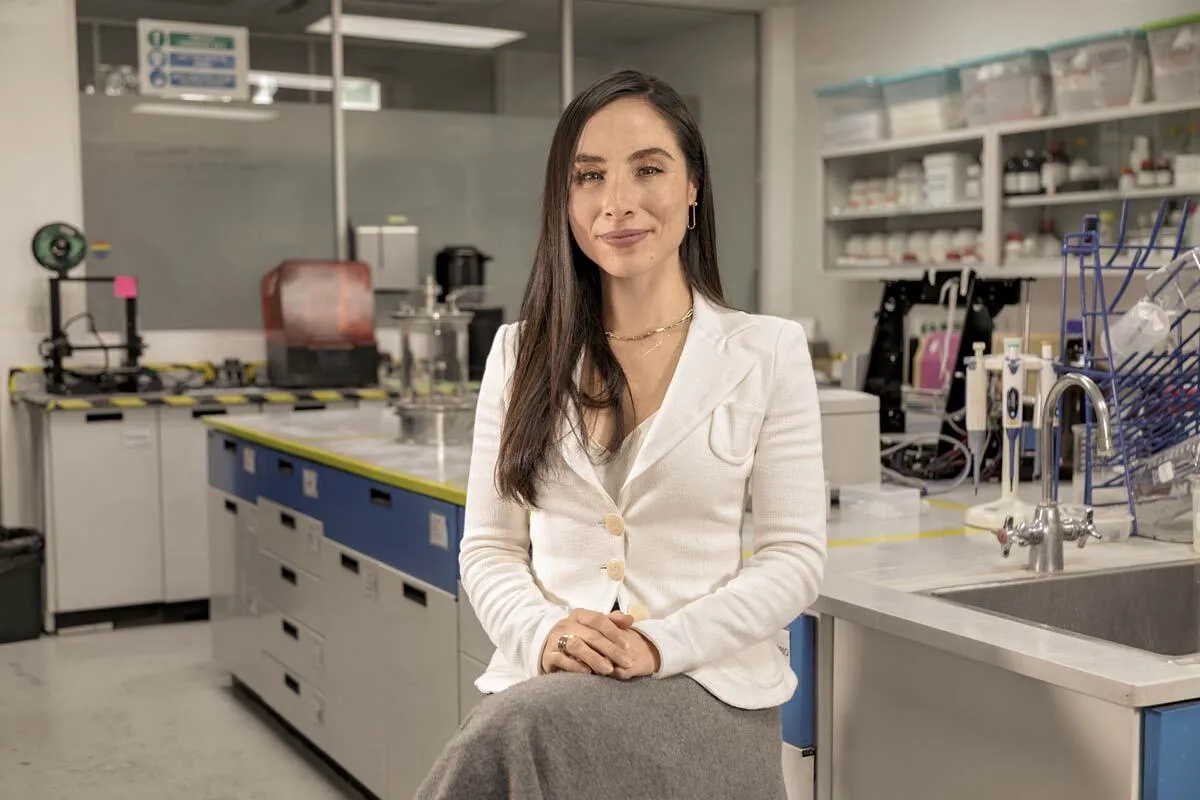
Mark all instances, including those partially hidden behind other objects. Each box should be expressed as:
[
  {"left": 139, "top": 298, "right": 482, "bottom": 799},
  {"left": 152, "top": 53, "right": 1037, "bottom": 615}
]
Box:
[{"left": 602, "top": 174, "right": 636, "bottom": 217}]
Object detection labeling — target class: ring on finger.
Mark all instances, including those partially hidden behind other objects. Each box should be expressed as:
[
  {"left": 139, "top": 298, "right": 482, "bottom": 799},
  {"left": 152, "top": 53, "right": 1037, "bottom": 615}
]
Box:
[{"left": 557, "top": 633, "right": 576, "bottom": 655}]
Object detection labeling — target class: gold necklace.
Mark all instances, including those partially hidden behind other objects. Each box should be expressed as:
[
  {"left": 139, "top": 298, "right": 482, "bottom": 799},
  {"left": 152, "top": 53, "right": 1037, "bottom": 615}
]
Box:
[{"left": 604, "top": 306, "right": 694, "bottom": 342}]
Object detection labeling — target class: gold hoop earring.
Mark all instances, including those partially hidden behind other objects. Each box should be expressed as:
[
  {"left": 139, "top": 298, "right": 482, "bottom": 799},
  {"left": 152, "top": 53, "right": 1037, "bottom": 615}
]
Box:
[{"left": 687, "top": 202, "right": 697, "bottom": 230}]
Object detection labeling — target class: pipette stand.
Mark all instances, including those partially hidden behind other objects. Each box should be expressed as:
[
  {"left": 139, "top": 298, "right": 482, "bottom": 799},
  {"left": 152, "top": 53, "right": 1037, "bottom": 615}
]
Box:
[{"left": 964, "top": 339, "right": 1056, "bottom": 530}]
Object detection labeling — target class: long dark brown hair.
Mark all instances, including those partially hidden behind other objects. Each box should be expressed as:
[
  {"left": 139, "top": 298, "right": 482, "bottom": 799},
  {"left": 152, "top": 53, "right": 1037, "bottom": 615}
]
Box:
[{"left": 496, "top": 69, "right": 726, "bottom": 507}]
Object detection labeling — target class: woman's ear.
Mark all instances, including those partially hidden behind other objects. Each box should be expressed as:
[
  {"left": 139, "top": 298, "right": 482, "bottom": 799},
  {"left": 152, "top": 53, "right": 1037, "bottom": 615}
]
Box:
[{"left": 687, "top": 180, "right": 698, "bottom": 207}]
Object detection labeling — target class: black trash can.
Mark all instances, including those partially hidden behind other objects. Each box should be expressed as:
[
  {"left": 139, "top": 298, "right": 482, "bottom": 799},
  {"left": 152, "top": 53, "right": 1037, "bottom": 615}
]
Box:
[{"left": 0, "top": 527, "right": 44, "bottom": 645}]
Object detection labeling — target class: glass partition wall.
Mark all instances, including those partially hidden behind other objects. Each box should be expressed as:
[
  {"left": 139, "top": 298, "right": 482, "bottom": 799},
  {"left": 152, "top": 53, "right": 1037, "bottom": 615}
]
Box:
[{"left": 73, "top": 0, "right": 759, "bottom": 334}]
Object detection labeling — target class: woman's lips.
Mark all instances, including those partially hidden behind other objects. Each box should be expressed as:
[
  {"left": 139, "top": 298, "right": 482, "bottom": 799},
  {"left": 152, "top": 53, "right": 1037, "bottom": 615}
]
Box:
[{"left": 600, "top": 229, "right": 650, "bottom": 248}]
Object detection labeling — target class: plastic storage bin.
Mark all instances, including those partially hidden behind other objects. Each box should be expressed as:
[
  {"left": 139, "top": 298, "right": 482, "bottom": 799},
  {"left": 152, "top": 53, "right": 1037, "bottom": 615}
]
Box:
[
  {"left": 0, "top": 527, "right": 43, "bottom": 645},
  {"left": 881, "top": 67, "right": 965, "bottom": 138},
  {"left": 838, "top": 483, "right": 922, "bottom": 520},
  {"left": 957, "top": 49, "right": 1052, "bottom": 126},
  {"left": 1145, "top": 15, "right": 1200, "bottom": 103},
  {"left": 1046, "top": 29, "right": 1151, "bottom": 114},
  {"left": 815, "top": 77, "right": 888, "bottom": 146}
]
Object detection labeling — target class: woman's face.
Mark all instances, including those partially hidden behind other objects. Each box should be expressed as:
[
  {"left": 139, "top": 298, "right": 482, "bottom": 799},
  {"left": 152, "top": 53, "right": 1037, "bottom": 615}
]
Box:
[{"left": 568, "top": 97, "right": 697, "bottom": 282}]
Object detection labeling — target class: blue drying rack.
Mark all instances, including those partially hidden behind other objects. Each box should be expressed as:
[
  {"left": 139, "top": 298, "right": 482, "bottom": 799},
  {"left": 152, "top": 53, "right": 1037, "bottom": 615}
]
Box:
[{"left": 1056, "top": 197, "right": 1197, "bottom": 538}]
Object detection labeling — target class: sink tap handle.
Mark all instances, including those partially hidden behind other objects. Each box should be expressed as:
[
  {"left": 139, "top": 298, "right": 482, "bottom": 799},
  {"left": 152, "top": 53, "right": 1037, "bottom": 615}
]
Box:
[
  {"left": 1075, "top": 508, "right": 1103, "bottom": 549},
  {"left": 995, "top": 515, "right": 1028, "bottom": 558}
]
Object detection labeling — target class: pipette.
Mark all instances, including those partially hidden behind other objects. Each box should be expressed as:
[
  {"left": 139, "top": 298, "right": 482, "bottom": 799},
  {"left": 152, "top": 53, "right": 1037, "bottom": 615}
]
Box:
[
  {"left": 965, "top": 342, "right": 987, "bottom": 494},
  {"left": 1001, "top": 338, "right": 1026, "bottom": 494}
]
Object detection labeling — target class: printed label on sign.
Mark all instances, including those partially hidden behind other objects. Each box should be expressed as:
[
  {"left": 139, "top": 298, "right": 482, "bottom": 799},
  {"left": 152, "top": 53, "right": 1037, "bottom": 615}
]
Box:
[
  {"left": 243, "top": 447, "right": 256, "bottom": 475},
  {"left": 363, "top": 564, "right": 378, "bottom": 600},
  {"left": 774, "top": 629, "right": 791, "bottom": 660},
  {"left": 123, "top": 426, "right": 153, "bottom": 449},
  {"left": 303, "top": 469, "right": 319, "bottom": 499},
  {"left": 429, "top": 512, "right": 450, "bottom": 550}
]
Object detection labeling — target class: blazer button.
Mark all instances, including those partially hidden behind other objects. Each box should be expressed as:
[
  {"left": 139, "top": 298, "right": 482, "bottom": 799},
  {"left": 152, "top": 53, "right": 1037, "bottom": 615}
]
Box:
[
  {"left": 603, "top": 514, "right": 625, "bottom": 536},
  {"left": 629, "top": 603, "right": 649, "bottom": 621},
  {"left": 605, "top": 559, "right": 625, "bottom": 581}
]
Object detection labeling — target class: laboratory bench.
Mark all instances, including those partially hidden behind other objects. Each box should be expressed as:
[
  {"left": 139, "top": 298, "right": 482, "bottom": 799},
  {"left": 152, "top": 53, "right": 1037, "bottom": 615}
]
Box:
[
  {"left": 206, "top": 408, "right": 1200, "bottom": 800},
  {"left": 10, "top": 381, "right": 393, "bottom": 632}
]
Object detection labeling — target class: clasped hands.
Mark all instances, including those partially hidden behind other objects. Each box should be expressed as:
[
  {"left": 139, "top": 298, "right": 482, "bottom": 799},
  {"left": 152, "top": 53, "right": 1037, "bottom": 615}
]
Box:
[{"left": 540, "top": 608, "right": 660, "bottom": 680}]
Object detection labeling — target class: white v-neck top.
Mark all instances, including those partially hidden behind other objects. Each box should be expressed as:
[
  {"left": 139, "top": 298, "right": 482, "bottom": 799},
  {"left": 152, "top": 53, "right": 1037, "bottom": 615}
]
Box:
[{"left": 588, "top": 412, "right": 657, "bottom": 503}]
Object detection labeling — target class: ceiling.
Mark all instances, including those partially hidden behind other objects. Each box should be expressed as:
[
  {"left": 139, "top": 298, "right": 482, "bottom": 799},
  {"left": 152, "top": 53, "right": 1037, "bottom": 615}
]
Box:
[{"left": 74, "top": 0, "right": 755, "bottom": 53}]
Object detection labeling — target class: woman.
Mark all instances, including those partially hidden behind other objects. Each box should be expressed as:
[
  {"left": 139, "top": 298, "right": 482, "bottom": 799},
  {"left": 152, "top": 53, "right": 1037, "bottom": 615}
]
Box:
[{"left": 415, "top": 69, "right": 827, "bottom": 800}]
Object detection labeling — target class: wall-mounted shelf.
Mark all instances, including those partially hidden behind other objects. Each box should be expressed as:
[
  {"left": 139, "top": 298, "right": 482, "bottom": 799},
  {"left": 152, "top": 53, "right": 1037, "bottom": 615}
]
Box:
[
  {"left": 1004, "top": 186, "right": 1200, "bottom": 209},
  {"left": 826, "top": 200, "right": 984, "bottom": 221},
  {"left": 820, "top": 97, "right": 1200, "bottom": 282}
]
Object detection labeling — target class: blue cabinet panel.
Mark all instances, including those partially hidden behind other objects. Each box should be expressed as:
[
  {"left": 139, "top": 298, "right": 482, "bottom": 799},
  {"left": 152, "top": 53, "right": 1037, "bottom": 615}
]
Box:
[
  {"left": 321, "top": 468, "right": 461, "bottom": 596},
  {"left": 1143, "top": 699, "right": 1200, "bottom": 800},
  {"left": 781, "top": 614, "right": 817, "bottom": 750},
  {"left": 207, "top": 430, "right": 257, "bottom": 501},
  {"left": 257, "top": 447, "right": 324, "bottom": 518}
]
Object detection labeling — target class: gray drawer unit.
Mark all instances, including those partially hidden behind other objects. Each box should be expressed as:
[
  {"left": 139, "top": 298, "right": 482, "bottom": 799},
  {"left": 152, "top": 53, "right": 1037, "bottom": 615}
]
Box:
[
  {"left": 253, "top": 546, "right": 325, "bottom": 635},
  {"left": 256, "top": 497, "right": 324, "bottom": 579},
  {"left": 321, "top": 541, "right": 388, "bottom": 798}
]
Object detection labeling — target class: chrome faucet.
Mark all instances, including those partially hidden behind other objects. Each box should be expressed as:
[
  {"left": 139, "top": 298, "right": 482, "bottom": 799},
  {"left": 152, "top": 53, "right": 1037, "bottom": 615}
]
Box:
[{"left": 994, "top": 372, "right": 1116, "bottom": 573}]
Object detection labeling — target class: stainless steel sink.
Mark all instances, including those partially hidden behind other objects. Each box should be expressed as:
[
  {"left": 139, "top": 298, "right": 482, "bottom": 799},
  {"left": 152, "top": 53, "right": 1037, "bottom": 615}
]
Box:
[{"left": 929, "top": 561, "right": 1200, "bottom": 657}]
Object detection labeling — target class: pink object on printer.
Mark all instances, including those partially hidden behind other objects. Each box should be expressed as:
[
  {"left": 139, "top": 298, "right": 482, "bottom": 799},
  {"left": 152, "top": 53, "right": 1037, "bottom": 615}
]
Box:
[{"left": 113, "top": 276, "right": 138, "bottom": 299}]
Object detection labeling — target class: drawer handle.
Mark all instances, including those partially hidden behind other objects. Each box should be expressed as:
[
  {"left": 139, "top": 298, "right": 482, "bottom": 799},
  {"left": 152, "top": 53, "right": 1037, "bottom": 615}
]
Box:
[
  {"left": 284, "top": 674, "right": 300, "bottom": 695},
  {"left": 224, "top": 499, "right": 238, "bottom": 515},
  {"left": 86, "top": 411, "right": 123, "bottom": 423},
  {"left": 280, "top": 512, "right": 296, "bottom": 530},
  {"left": 340, "top": 553, "right": 359, "bottom": 574},
  {"left": 370, "top": 488, "right": 391, "bottom": 508},
  {"left": 193, "top": 408, "right": 227, "bottom": 419},
  {"left": 278, "top": 458, "right": 294, "bottom": 476},
  {"left": 294, "top": 402, "right": 326, "bottom": 412},
  {"left": 223, "top": 438, "right": 237, "bottom": 452},
  {"left": 280, "top": 566, "right": 297, "bottom": 585},
  {"left": 282, "top": 620, "right": 299, "bottom": 640},
  {"left": 403, "top": 583, "right": 427, "bottom": 607}
]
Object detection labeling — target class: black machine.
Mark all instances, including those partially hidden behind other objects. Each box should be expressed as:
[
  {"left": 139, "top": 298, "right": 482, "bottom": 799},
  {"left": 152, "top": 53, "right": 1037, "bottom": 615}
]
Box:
[
  {"left": 863, "top": 269, "right": 1024, "bottom": 473},
  {"left": 435, "top": 246, "right": 504, "bottom": 383},
  {"left": 31, "top": 223, "right": 150, "bottom": 395}
]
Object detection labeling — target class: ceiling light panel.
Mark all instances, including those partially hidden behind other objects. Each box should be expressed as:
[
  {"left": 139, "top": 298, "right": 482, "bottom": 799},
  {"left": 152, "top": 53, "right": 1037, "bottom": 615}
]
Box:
[{"left": 306, "top": 14, "right": 525, "bottom": 49}]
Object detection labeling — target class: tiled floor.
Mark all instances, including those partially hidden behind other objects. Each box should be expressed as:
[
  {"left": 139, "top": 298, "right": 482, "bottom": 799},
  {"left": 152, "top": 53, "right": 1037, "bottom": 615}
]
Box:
[{"left": 0, "top": 622, "right": 361, "bottom": 799}]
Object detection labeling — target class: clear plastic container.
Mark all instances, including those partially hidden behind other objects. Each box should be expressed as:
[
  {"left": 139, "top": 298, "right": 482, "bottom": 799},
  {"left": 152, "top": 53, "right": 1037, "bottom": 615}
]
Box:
[
  {"left": 815, "top": 77, "right": 888, "bottom": 146},
  {"left": 1046, "top": 29, "right": 1151, "bottom": 114},
  {"left": 957, "top": 49, "right": 1052, "bottom": 126},
  {"left": 1145, "top": 15, "right": 1200, "bottom": 103},
  {"left": 881, "top": 67, "right": 965, "bottom": 138},
  {"left": 1104, "top": 247, "right": 1200, "bottom": 362},
  {"left": 839, "top": 483, "right": 922, "bottom": 520}
]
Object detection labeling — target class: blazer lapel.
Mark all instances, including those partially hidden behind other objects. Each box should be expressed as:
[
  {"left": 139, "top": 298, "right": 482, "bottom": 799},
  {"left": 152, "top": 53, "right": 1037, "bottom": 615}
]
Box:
[{"left": 619, "top": 293, "right": 755, "bottom": 495}]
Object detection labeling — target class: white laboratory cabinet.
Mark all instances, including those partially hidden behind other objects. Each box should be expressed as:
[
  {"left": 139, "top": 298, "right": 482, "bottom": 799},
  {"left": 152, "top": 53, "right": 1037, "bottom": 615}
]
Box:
[
  {"left": 46, "top": 408, "right": 164, "bottom": 613},
  {"left": 160, "top": 404, "right": 258, "bottom": 602}
]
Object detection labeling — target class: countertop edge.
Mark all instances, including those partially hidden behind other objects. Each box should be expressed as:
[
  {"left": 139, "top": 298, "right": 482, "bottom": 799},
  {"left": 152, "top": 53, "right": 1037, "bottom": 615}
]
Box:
[
  {"left": 205, "top": 417, "right": 468, "bottom": 507},
  {"left": 814, "top": 573, "right": 1200, "bottom": 709}
]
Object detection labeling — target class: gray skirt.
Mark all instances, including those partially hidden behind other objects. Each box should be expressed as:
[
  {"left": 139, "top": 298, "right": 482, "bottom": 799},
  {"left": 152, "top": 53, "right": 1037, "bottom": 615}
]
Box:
[{"left": 413, "top": 672, "right": 787, "bottom": 800}]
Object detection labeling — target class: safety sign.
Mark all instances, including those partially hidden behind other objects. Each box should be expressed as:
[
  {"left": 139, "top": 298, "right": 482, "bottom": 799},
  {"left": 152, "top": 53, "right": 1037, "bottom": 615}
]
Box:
[{"left": 136, "top": 18, "right": 250, "bottom": 102}]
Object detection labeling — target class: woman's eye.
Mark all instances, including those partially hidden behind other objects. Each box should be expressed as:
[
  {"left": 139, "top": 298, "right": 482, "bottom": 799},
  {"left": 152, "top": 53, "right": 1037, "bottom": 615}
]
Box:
[
  {"left": 637, "top": 165, "right": 664, "bottom": 177},
  {"left": 574, "top": 171, "right": 602, "bottom": 183}
]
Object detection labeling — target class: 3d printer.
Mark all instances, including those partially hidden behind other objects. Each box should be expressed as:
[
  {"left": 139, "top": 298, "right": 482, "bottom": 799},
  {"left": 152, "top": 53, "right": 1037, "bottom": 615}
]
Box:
[
  {"left": 32, "top": 223, "right": 151, "bottom": 396},
  {"left": 261, "top": 260, "right": 380, "bottom": 389}
]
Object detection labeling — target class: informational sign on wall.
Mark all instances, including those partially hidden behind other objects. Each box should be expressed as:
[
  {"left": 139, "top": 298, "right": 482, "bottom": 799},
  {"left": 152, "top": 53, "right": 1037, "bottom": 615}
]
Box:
[{"left": 136, "top": 18, "right": 250, "bottom": 102}]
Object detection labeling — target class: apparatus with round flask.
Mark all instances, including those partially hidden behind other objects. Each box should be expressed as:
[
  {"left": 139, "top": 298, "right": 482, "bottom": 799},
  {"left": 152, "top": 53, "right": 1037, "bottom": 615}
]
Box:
[{"left": 391, "top": 275, "right": 479, "bottom": 446}]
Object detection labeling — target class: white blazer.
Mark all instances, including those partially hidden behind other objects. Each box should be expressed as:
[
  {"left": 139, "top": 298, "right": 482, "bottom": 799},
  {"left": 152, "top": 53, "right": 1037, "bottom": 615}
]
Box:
[{"left": 460, "top": 291, "right": 828, "bottom": 710}]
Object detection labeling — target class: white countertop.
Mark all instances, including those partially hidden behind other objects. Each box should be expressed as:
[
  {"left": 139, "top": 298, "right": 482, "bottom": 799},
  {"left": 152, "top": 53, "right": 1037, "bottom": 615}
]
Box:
[
  {"left": 212, "top": 408, "right": 1200, "bottom": 708},
  {"left": 808, "top": 491, "right": 1200, "bottom": 708}
]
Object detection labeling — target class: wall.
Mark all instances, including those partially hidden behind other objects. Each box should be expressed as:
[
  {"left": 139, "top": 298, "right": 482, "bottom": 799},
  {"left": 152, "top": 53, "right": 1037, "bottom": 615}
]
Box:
[
  {"left": 0, "top": 0, "right": 85, "bottom": 526},
  {"left": 790, "top": 0, "right": 1199, "bottom": 353}
]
